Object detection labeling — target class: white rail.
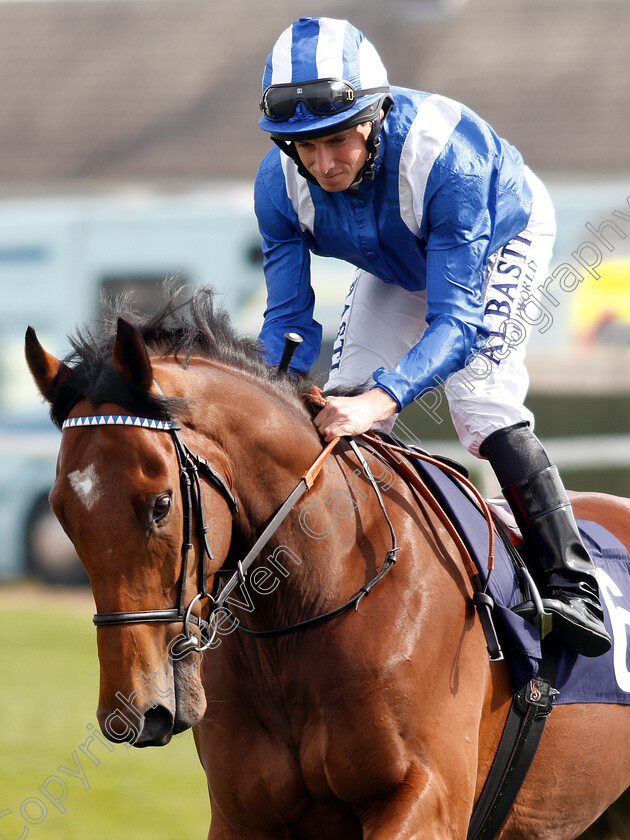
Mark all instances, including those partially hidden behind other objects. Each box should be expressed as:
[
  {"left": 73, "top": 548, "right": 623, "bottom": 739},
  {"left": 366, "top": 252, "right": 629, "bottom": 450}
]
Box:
[
  {"left": 403, "top": 434, "right": 630, "bottom": 497},
  {"left": 2, "top": 431, "right": 629, "bottom": 497}
]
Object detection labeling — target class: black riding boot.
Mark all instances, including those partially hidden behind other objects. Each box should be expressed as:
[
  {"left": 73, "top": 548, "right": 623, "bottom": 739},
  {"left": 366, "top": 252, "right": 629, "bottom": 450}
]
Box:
[{"left": 479, "top": 422, "right": 611, "bottom": 658}]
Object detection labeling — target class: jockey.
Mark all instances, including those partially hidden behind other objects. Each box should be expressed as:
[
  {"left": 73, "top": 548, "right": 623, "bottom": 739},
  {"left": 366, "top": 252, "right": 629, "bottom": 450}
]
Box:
[{"left": 254, "top": 17, "right": 611, "bottom": 658}]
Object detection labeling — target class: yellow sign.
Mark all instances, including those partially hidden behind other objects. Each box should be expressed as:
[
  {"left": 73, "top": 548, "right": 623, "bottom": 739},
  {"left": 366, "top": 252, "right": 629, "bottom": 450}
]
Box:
[{"left": 572, "top": 259, "right": 630, "bottom": 343}]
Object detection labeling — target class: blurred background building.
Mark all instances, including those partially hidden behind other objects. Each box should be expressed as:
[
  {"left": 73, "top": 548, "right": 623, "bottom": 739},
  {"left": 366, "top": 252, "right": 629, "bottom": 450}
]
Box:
[{"left": 1, "top": 0, "right": 629, "bottom": 582}]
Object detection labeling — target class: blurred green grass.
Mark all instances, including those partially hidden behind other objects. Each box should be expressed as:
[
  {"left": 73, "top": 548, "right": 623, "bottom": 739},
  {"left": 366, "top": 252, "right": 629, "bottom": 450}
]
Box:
[{"left": 0, "top": 585, "right": 209, "bottom": 840}]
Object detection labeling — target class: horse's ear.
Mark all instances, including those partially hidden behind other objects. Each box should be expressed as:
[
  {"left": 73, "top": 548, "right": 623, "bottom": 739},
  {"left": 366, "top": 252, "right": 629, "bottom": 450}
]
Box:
[
  {"left": 24, "top": 326, "right": 70, "bottom": 403},
  {"left": 112, "top": 318, "right": 153, "bottom": 391}
]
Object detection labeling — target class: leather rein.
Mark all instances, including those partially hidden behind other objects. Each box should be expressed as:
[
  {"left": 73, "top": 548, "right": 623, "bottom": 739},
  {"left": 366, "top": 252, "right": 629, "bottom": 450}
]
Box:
[{"left": 61, "top": 404, "right": 497, "bottom": 653}]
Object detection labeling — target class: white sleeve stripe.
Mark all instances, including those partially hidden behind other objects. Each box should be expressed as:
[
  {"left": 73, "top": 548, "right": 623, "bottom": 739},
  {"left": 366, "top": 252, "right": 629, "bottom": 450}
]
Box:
[
  {"left": 398, "top": 94, "right": 462, "bottom": 237},
  {"left": 281, "top": 154, "right": 316, "bottom": 235}
]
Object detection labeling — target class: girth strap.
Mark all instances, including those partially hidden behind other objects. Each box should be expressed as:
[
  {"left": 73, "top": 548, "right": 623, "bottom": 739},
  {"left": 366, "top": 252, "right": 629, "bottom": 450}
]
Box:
[{"left": 467, "top": 644, "right": 559, "bottom": 840}]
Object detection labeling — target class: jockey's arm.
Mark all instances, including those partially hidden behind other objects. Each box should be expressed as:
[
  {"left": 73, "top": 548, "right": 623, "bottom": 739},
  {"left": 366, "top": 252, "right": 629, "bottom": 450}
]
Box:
[{"left": 255, "top": 163, "right": 323, "bottom": 375}]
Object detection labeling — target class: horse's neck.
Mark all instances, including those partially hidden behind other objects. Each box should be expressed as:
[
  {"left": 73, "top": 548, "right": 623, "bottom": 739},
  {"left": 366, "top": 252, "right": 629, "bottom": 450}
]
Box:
[
  {"left": 193, "top": 375, "right": 370, "bottom": 630},
  {"left": 156, "top": 360, "right": 383, "bottom": 629}
]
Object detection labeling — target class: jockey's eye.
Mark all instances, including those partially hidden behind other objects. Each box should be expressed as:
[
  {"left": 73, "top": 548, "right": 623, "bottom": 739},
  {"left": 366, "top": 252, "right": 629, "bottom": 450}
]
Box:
[{"left": 152, "top": 494, "right": 172, "bottom": 524}]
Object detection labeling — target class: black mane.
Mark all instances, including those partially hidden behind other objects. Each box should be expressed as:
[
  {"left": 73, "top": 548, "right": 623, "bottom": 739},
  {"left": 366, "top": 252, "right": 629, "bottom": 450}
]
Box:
[{"left": 49, "top": 284, "right": 301, "bottom": 428}]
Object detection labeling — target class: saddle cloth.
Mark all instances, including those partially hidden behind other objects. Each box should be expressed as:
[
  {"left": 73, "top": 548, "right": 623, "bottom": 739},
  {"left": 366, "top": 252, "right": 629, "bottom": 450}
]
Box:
[{"left": 410, "top": 453, "right": 630, "bottom": 706}]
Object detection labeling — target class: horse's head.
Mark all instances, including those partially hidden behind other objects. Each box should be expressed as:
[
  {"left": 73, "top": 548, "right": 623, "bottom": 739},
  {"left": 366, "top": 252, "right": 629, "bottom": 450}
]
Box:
[{"left": 25, "top": 316, "right": 236, "bottom": 746}]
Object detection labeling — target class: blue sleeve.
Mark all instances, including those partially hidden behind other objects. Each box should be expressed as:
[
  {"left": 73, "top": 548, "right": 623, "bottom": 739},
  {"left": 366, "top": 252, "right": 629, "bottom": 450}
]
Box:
[
  {"left": 424, "top": 169, "right": 492, "bottom": 321},
  {"left": 374, "top": 167, "right": 493, "bottom": 408},
  {"left": 255, "top": 165, "right": 322, "bottom": 374}
]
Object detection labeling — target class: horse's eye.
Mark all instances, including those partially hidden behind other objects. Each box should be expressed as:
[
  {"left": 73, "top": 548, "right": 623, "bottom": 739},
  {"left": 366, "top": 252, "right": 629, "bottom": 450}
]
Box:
[{"left": 152, "top": 494, "right": 172, "bottom": 523}]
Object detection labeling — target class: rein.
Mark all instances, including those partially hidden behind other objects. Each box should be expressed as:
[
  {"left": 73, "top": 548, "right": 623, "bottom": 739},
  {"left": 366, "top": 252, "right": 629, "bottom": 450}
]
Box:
[
  {"left": 61, "top": 410, "right": 498, "bottom": 655},
  {"left": 233, "top": 437, "right": 398, "bottom": 638}
]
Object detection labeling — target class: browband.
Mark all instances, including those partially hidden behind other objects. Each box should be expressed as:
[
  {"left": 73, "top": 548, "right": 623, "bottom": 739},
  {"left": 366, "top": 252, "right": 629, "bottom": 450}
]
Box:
[{"left": 62, "top": 415, "right": 174, "bottom": 431}]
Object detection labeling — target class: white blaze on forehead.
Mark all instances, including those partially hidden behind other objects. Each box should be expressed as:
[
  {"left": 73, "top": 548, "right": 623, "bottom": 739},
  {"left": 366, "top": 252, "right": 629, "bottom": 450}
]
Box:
[{"left": 68, "top": 464, "right": 102, "bottom": 511}]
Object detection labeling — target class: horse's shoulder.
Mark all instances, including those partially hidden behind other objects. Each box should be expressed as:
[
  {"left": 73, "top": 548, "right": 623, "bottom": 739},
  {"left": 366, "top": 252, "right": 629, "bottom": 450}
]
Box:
[{"left": 569, "top": 489, "right": 630, "bottom": 515}]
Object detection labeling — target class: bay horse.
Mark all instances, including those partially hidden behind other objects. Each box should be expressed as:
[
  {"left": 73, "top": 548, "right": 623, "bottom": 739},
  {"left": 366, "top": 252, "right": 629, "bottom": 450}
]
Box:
[{"left": 25, "top": 289, "right": 630, "bottom": 840}]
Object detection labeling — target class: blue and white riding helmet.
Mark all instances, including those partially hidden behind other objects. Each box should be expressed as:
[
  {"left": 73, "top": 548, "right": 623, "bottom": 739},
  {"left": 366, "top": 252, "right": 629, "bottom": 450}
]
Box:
[{"left": 259, "top": 17, "right": 394, "bottom": 182}]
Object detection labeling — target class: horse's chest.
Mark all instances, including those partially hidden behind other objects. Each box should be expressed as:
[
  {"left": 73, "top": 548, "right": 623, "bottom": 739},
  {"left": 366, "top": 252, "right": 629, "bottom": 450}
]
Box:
[
  {"left": 205, "top": 649, "right": 416, "bottom": 831},
  {"left": 210, "top": 698, "right": 406, "bottom": 831},
  {"left": 219, "top": 719, "right": 400, "bottom": 838},
  {"left": 297, "top": 711, "right": 408, "bottom": 804}
]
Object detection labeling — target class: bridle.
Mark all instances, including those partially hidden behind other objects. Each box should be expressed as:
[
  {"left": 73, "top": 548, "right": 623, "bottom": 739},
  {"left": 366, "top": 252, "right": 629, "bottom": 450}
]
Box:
[
  {"left": 62, "top": 413, "right": 239, "bottom": 651},
  {"left": 61, "top": 411, "right": 399, "bottom": 651}
]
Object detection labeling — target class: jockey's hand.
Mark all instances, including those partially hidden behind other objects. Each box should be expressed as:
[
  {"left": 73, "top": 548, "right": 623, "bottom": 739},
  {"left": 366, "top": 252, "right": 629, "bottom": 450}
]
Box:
[{"left": 314, "top": 388, "right": 398, "bottom": 442}]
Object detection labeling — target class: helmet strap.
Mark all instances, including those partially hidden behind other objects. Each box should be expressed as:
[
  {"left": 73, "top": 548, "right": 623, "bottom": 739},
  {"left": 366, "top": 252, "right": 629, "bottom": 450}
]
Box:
[
  {"left": 360, "top": 94, "right": 394, "bottom": 182},
  {"left": 360, "top": 119, "right": 381, "bottom": 182},
  {"left": 271, "top": 136, "right": 320, "bottom": 186}
]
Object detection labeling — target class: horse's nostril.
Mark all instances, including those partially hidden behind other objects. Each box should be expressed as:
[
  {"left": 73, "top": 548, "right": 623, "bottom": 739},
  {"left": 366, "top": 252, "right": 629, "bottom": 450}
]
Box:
[{"left": 134, "top": 705, "right": 174, "bottom": 747}]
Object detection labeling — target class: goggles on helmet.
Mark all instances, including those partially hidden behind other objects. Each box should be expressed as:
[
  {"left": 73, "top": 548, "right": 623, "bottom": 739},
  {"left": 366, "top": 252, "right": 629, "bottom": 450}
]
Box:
[{"left": 260, "top": 78, "right": 390, "bottom": 122}]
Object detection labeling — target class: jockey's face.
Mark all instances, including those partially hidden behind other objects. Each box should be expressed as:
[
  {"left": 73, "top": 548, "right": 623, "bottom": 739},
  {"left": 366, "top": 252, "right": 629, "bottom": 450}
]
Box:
[{"left": 294, "top": 122, "right": 372, "bottom": 192}]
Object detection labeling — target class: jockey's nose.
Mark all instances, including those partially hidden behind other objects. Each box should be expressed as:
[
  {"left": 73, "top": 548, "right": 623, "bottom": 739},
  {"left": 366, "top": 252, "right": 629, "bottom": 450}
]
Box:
[{"left": 315, "top": 145, "right": 335, "bottom": 174}]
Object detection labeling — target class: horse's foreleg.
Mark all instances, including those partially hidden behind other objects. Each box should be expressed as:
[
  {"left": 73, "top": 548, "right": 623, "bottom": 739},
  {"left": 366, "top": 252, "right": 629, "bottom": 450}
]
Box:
[
  {"left": 205, "top": 797, "right": 280, "bottom": 840},
  {"left": 358, "top": 764, "right": 472, "bottom": 840},
  {"left": 207, "top": 814, "right": 283, "bottom": 840}
]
